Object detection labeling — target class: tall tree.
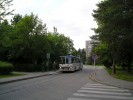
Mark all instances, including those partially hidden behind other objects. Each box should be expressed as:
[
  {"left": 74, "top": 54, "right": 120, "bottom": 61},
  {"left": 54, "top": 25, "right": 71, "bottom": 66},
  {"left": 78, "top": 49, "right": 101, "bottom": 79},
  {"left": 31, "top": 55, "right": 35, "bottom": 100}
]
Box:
[
  {"left": 47, "top": 33, "right": 75, "bottom": 63},
  {"left": 11, "top": 14, "right": 22, "bottom": 25},
  {"left": 78, "top": 49, "right": 86, "bottom": 64},
  {"left": 0, "top": 0, "right": 14, "bottom": 21},
  {"left": 0, "top": 19, "right": 12, "bottom": 61},
  {"left": 8, "top": 14, "right": 49, "bottom": 64},
  {"left": 92, "top": 0, "right": 133, "bottom": 72}
]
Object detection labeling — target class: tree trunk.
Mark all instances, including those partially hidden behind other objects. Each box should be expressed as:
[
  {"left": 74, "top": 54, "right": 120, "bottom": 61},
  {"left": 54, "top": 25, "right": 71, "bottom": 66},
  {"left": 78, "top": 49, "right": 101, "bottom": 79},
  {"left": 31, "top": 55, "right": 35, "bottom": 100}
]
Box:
[
  {"left": 112, "top": 63, "right": 116, "bottom": 74},
  {"left": 127, "top": 55, "right": 132, "bottom": 73}
]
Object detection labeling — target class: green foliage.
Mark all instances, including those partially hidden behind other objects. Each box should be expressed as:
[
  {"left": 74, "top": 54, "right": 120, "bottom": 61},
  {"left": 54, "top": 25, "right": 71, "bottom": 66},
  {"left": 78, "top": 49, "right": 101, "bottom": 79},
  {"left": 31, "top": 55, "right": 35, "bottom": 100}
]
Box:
[
  {"left": 105, "top": 67, "right": 133, "bottom": 82},
  {"left": 46, "top": 32, "right": 76, "bottom": 65},
  {"left": 0, "top": 0, "right": 78, "bottom": 72},
  {"left": 14, "top": 63, "right": 43, "bottom": 72},
  {"left": 0, "top": 13, "right": 77, "bottom": 71},
  {"left": 0, "top": 0, "right": 14, "bottom": 21},
  {"left": 0, "top": 72, "right": 25, "bottom": 78},
  {"left": 86, "top": 55, "right": 93, "bottom": 65},
  {"left": 0, "top": 61, "right": 14, "bottom": 74},
  {"left": 11, "top": 14, "right": 22, "bottom": 25},
  {"left": 92, "top": 0, "right": 133, "bottom": 72},
  {"left": 95, "top": 43, "right": 112, "bottom": 67},
  {"left": 0, "top": 19, "right": 13, "bottom": 61},
  {"left": 78, "top": 49, "right": 86, "bottom": 64}
]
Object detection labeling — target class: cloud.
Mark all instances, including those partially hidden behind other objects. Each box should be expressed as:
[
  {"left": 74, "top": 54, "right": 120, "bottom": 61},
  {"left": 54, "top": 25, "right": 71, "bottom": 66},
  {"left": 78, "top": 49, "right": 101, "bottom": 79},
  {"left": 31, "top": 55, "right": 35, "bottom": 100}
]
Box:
[
  {"left": 44, "top": 0, "right": 100, "bottom": 49},
  {"left": 12, "top": 0, "right": 101, "bottom": 49}
]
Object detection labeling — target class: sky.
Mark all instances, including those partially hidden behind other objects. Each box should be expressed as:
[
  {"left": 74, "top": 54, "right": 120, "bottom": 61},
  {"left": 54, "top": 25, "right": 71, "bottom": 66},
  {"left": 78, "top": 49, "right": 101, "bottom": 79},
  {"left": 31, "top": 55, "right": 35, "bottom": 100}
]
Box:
[{"left": 11, "top": 0, "right": 101, "bottom": 50}]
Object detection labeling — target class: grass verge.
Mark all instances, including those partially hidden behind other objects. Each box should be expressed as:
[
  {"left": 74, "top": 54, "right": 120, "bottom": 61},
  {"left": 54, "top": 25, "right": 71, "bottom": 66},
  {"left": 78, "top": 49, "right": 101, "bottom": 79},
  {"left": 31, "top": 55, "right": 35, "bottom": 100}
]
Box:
[
  {"left": 0, "top": 72, "right": 26, "bottom": 79},
  {"left": 105, "top": 67, "right": 133, "bottom": 82}
]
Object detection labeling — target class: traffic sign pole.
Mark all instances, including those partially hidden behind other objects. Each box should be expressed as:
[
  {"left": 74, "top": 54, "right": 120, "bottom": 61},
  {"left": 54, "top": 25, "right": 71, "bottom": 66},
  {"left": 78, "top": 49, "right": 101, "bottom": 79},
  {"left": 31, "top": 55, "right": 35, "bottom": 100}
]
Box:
[
  {"left": 94, "top": 59, "right": 96, "bottom": 70},
  {"left": 92, "top": 54, "right": 98, "bottom": 71}
]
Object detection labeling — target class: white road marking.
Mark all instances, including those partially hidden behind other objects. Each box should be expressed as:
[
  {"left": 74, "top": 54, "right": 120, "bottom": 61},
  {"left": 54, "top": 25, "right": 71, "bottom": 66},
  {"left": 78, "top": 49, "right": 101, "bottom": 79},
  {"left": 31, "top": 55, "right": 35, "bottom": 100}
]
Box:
[
  {"left": 67, "top": 97, "right": 98, "bottom": 100},
  {"left": 67, "top": 83, "right": 133, "bottom": 100},
  {"left": 81, "top": 87, "right": 129, "bottom": 92},
  {"left": 78, "top": 90, "right": 131, "bottom": 96},
  {"left": 84, "top": 84, "right": 119, "bottom": 89},
  {"left": 73, "top": 93, "right": 133, "bottom": 100}
]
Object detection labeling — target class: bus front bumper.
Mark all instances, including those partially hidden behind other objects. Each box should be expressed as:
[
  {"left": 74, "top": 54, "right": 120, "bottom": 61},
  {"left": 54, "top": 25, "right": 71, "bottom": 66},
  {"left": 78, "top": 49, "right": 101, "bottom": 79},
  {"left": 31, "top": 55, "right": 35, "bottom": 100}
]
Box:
[{"left": 59, "top": 67, "right": 75, "bottom": 72}]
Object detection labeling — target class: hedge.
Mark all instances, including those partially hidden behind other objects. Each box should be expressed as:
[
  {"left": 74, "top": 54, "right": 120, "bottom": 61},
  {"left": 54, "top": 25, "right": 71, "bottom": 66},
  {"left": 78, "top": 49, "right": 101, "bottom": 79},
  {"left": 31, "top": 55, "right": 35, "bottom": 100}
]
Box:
[
  {"left": 0, "top": 61, "right": 14, "bottom": 74},
  {"left": 14, "top": 63, "right": 57, "bottom": 72},
  {"left": 14, "top": 63, "right": 44, "bottom": 72}
]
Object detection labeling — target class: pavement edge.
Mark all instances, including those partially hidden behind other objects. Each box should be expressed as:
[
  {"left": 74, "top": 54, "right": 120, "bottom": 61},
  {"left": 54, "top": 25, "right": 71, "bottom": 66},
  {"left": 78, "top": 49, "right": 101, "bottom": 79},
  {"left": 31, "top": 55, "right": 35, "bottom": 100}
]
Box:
[
  {"left": 0, "top": 72, "right": 58, "bottom": 85},
  {"left": 89, "top": 71, "right": 133, "bottom": 90}
]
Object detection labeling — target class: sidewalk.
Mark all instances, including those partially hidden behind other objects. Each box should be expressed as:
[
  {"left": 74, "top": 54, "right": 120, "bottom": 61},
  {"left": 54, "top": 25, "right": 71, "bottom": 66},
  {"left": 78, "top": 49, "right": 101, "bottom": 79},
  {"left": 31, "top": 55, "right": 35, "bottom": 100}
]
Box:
[
  {"left": 0, "top": 71, "right": 58, "bottom": 85},
  {"left": 90, "top": 66, "right": 133, "bottom": 90}
]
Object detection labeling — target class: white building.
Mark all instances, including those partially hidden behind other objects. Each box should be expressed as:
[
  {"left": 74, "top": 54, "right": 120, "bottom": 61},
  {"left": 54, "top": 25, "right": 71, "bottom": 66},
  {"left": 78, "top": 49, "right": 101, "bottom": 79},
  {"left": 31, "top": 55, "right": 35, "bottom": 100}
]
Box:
[
  {"left": 85, "top": 39, "right": 99, "bottom": 59},
  {"left": 85, "top": 40, "right": 93, "bottom": 59}
]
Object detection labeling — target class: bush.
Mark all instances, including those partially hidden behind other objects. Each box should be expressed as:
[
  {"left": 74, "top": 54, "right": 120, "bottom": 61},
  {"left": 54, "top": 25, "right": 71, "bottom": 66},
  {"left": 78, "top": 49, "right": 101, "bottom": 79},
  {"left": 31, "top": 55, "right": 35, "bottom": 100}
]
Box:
[
  {"left": 13, "top": 62, "right": 55, "bottom": 72},
  {"left": 103, "top": 60, "right": 112, "bottom": 68},
  {"left": 14, "top": 63, "right": 44, "bottom": 72},
  {"left": 0, "top": 61, "right": 14, "bottom": 74}
]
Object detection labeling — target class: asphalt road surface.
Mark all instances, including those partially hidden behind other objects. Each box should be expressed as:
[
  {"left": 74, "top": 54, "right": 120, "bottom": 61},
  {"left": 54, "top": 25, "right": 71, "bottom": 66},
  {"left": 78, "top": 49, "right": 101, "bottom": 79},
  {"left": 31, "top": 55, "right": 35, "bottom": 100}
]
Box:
[{"left": 0, "top": 65, "right": 133, "bottom": 100}]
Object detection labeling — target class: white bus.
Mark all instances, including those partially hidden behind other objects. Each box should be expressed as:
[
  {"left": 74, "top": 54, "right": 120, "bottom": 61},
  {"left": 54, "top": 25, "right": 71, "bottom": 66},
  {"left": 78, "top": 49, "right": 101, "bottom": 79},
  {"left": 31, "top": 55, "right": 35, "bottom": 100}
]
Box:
[{"left": 59, "top": 55, "right": 83, "bottom": 72}]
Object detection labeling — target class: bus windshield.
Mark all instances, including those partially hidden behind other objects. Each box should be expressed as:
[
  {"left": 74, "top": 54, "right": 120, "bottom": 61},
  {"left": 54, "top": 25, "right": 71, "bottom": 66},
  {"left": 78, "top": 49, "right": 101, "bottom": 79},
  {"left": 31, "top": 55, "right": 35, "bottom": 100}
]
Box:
[{"left": 60, "top": 55, "right": 81, "bottom": 64}]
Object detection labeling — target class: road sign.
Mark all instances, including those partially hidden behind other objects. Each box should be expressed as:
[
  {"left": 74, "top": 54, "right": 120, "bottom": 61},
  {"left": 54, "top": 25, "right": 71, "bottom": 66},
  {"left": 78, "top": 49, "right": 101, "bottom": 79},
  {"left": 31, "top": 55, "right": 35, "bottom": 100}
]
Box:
[
  {"left": 92, "top": 54, "right": 98, "bottom": 61},
  {"left": 92, "top": 54, "right": 98, "bottom": 70}
]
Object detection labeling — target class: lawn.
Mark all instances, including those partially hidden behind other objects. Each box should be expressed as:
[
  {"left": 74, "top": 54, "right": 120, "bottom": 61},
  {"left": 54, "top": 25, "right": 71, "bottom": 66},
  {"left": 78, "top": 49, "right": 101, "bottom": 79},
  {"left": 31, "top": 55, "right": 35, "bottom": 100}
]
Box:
[
  {"left": 0, "top": 72, "right": 26, "bottom": 79},
  {"left": 105, "top": 67, "right": 133, "bottom": 82}
]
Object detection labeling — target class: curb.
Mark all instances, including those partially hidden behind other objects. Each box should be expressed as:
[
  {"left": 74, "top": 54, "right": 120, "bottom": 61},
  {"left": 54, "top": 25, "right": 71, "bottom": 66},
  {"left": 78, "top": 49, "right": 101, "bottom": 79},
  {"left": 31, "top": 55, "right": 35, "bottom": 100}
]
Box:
[
  {"left": 89, "top": 72, "right": 133, "bottom": 90},
  {"left": 0, "top": 72, "right": 58, "bottom": 85}
]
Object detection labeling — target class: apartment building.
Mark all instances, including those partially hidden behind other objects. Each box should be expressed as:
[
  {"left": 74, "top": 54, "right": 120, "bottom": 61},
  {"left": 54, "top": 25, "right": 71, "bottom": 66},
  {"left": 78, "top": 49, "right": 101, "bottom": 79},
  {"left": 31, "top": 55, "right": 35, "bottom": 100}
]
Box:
[{"left": 85, "top": 40, "right": 93, "bottom": 59}]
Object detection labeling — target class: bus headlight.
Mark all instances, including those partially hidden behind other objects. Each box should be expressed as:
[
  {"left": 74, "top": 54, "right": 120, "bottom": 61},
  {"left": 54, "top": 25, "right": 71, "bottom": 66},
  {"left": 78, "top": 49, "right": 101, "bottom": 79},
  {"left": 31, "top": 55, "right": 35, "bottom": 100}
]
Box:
[{"left": 70, "top": 66, "right": 73, "bottom": 69}]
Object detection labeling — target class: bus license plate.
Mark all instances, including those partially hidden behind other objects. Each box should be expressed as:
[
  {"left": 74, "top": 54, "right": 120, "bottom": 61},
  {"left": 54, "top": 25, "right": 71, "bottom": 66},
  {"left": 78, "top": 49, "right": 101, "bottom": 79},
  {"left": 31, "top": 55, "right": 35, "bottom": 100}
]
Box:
[{"left": 64, "top": 68, "right": 68, "bottom": 71}]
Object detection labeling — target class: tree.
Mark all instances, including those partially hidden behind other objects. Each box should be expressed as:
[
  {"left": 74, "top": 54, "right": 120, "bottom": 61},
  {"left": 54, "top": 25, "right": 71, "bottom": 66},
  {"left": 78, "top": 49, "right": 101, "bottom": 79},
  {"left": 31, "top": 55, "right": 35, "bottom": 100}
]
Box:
[
  {"left": 8, "top": 14, "right": 49, "bottom": 64},
  {"left": 46, "top": 33, "right": 75, "bottom": 63},
  {"left": 0, "top": 19, "right": 12, "bottom": 61},
  {"left": 11, "top": 14, "right": 22, "bottom": 25},
  {"left": 92, "top": 0, "right": 133, "bottom": 72},
  {"left": 0, "top": 0, "right": 14, "bottom": 21},
  {"left": 0, "top": 12, "right": 76, "bottom": 71},
  {"left": 78, "top": 49, "right": 86, "bottom": 64}
]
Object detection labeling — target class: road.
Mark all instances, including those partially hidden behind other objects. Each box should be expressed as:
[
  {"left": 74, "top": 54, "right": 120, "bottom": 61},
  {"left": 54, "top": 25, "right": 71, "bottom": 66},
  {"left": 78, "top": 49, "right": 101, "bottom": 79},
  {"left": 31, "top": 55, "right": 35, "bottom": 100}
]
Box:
[{"left": 0, "top": 65, "right": 133, "bottom": 100}]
